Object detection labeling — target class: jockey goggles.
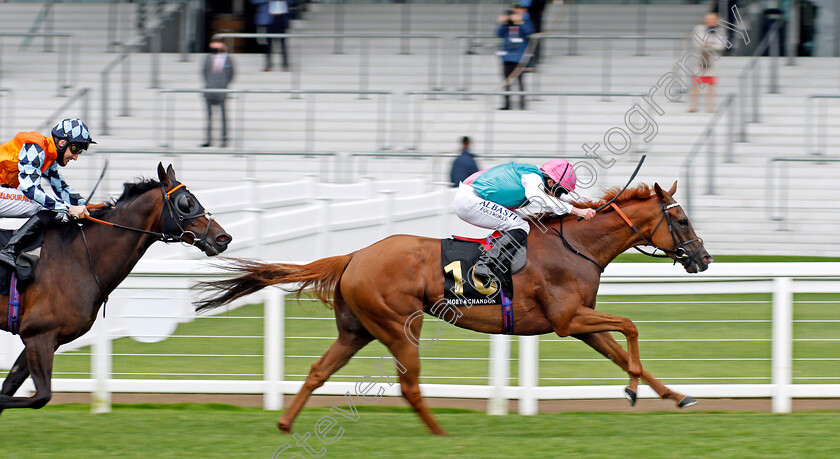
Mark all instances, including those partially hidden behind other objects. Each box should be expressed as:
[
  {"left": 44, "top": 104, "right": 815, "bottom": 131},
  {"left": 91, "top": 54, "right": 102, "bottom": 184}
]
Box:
[{"left": 69, "top": 143, "right": 89, "bottom": 154}]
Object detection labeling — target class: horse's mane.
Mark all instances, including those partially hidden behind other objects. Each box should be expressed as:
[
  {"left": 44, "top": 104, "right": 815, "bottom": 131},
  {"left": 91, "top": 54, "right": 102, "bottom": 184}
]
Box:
[
  {"left": 50, "top": 177, "right": 161, "bottom": 242},
  {"left": 573, "top": 183, "right": 656, "bottom": 209},
  {"left": 88, "top": 178, "right": 161, "bottom": 219}
]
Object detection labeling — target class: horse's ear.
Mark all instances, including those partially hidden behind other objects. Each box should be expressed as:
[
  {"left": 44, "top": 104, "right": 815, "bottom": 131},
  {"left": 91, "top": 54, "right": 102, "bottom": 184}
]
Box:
[
  {"left": 157, "top": 163, "right": 172, "bottom": 187},
  {"left": 166, "top": 164, "right": 177, "bottom": 181},
  {"left": 654, "top": 182, "right": 666, "bottom": 201},
  {"left": 668, "top": 181, "right": 678, "bottom": 196}
]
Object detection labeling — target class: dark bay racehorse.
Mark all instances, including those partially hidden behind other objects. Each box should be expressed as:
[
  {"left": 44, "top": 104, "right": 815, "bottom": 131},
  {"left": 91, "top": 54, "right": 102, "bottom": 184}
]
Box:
[
  {"left": 0, "top": 164, "right": 230, "bottom": 413},
  {"left": 196, "top": 182, "right": 712, "bottom": 436}
]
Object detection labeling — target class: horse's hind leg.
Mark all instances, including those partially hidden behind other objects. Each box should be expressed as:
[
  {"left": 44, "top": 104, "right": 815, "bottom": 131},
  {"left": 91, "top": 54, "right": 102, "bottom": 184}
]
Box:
[
  {"left": 278, "top": 306, "right": 374, "bottom": 433},
  {"left": 385, "top": 340, "right": 447, "bottom": 436},
  {"left": 0, "top": 332, "right": 56, "bottom": 411},
  {"left": 575, "top": 331, "right": 696, "bottom": 408}
]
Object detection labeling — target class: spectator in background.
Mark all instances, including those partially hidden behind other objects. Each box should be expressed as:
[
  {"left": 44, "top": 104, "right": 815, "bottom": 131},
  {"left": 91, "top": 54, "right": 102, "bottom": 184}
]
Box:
[
  {"left": 450, "top": 136, "right": 479, "bottom": 187},
  {"left": 688, "top": 12, "right": 726, "bottom": 113},
  {"left": 202, "top": 40, "right": 235, "bottom": 148},
  {"left": 497, "top": 2, "right": 534, "bottom": 110},
  {"left": 527, "top": 0, "right": 547, "bottom": 68},
  {"left": 252, "top": 0, "right": 293, "bottom": 72}
]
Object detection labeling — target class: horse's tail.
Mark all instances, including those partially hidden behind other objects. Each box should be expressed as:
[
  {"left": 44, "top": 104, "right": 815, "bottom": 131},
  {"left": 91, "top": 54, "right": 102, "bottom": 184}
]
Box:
[{"left": 193, "top": 255, "right": 353, "bottom": 312}]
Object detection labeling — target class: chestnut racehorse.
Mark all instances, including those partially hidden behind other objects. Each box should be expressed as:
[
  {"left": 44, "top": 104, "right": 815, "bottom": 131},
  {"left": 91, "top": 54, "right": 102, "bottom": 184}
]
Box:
[
  {"left": 0, "top": 164, "right": 231, "bottom": 414},
  {"left": 196, "top": 182, "right": 712, "bottom": 436}
]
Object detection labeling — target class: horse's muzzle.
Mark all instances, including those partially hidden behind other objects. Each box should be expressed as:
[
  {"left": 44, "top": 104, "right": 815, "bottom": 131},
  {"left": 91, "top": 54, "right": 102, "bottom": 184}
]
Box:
[{"left": 202, "top": 233, "right": 231, "bottom": 256}]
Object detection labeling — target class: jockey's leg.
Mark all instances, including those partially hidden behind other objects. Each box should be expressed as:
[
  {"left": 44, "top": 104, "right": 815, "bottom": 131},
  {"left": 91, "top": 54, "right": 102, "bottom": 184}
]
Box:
[
  {"left": 0, "top": 212, "right": 49, "bottom": 269},
  {"left": 453, "top": 184, "right": 529, "bottom": 281}
]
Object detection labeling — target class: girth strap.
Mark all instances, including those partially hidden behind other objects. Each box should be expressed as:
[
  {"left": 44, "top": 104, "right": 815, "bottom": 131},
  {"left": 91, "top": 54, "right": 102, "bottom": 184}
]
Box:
[{"left": 8, "top": 272, "right": 20, "bottom": 335}]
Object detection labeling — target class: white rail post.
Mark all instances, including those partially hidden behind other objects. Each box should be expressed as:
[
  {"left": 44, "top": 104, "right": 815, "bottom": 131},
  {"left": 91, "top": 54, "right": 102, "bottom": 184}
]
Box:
[
  {"left": 487, "top": 334, "right": 509, "bottom": 415},
  {"left": 315, "top": 199, "right": 329, "bottom": 258},
  {"left": 379, "top": 190, "right": 395, "bottom": 239},
  {"left": 246, "top": 177, "right": 263, "bottom": 258},
  {"left": 264, "top": 288, "right": 285, "bottom": 411},
  {"left": 91, "top": 315, "right": 112, "bottom": 414},
  {"left": 518, "top": 335, "right": 538, "bottom": 415},
  {"left": 772, "top": 277, "right": 793, "bottom": 413}
]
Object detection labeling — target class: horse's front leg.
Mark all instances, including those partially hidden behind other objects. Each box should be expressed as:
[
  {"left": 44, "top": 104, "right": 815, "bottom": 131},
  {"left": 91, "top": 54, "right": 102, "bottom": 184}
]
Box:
[
  {"left": 0, "top": 332, "right": 56, "bottom": 411},
  {"left": 0, "top": 350, "right": 31, "bottom": 416},
  {"left": 552, "top": 306, "right": 642, "bottom": 400},
  {"left": 574, "top": 331, "right": 696, "bottom": 408}
]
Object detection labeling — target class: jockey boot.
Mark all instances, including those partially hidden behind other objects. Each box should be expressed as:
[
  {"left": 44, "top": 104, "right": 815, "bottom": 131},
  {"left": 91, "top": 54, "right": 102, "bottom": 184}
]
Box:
[
  {"left": 472, "top": 229, "right": 528, "bottom": 283},
  {"left": 0, "top": 214, "right": 47, "bottom": 270}
]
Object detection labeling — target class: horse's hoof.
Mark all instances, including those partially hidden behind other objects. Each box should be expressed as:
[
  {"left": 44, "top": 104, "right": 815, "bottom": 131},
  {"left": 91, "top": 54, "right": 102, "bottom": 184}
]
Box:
[
  {"left": 277, "top": 420, "right": 292, "bottom": 434},
  {"left": 624, "top": 387, "right": 637, "bottom": 406},
  {"left": 677, "top": 396, "right": 697, "bottom": 409}
]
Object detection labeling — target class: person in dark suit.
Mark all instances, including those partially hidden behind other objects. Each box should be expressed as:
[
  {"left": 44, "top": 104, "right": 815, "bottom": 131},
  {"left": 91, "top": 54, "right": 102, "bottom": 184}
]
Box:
[
  {"left": 202, "top": 40, "right": 235, "bottom": 148},
  {"left": 450, "top": 136, "right": 480, "bottom": 186}
]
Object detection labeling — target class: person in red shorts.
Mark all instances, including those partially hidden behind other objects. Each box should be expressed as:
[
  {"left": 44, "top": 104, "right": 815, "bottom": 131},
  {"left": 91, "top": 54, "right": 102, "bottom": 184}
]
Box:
[{"left": 689, "top": 12, "right": 727, "bottom": 113}]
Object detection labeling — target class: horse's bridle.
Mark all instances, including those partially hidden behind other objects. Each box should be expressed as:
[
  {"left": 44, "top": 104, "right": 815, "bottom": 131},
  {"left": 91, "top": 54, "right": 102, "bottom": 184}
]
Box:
[
  {"left": 84, "top": 181, "right": 218, "bottom": 254},
  {"left": 555, "top": 199, "right": 703, "bottom": 272},
  {"left": 79, "top": 181, "right": 218, "bottom": 312},
  {"left": 608, "top": 200, "right": 703, "bottom": 267},
  {"left": 159, "top": 182, "right": 218, "bottom": 255}
]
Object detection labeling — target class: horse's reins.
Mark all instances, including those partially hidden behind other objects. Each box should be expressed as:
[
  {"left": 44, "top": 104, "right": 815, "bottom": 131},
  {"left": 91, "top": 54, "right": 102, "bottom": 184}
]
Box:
[
  {"left": 79, "top": 181, "right": 217, "bottom": 310},
  {"left": 553, "top": 155, "right": 646, "bottom": 272},
  {"left": 554, "top": 153, "right": 703, "bottom": 270}
]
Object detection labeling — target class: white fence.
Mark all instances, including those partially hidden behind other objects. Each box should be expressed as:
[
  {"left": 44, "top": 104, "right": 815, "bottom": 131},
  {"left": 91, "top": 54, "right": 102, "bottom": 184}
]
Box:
[
  {"left": 5, "top": 261, "right": 840, "bottom": 414},
  {"left": 144, "top": 178, "right": 482, "bottom": 261}
]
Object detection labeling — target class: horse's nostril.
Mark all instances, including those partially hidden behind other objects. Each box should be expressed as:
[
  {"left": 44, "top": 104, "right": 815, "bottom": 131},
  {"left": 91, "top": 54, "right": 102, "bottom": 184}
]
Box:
[
  {"left": 703, "top": 255, "right": 714, "bottom": 264},
  {"left": 216, "top": 234, "right": 231, "bottom": 246}
]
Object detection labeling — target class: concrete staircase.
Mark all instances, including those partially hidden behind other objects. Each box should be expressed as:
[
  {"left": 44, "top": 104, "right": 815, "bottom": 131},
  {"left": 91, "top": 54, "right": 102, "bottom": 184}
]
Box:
[{"left": 0, "top": 2, "right": 837, "bottom": 255}]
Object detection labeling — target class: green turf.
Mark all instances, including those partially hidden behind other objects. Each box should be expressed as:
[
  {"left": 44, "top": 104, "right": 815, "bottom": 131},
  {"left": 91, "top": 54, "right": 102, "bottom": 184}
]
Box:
[
  {"left": 51, "top": 292, "right": 840, "bottom": 386},
  {"left": 2, "top": 404, "right": 840, "bottom": 458}
]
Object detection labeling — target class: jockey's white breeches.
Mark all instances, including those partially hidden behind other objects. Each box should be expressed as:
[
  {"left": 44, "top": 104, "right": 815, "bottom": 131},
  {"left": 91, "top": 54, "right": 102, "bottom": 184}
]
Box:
[
  {"left": 453, "top": 183, "right": 531, "bottom": 234},
  {"left": 0, "top": 188, "right": 40, "bottom": 218}
]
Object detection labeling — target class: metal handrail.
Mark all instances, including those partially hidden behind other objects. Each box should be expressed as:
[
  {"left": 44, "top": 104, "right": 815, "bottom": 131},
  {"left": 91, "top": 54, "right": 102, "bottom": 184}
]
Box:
[
  {"left": 804, "top": 95, "right": 840, "bottom": 156},
  {"left": 0, "top": 88, "right": 14, "bottom": 139},
  {"left": 682, "top": 93, "right": 736, "bottom": 215},
  {"left": 683, "top": 13, "right": 787, "bottom": 215},
  {"left": 91, "top": 147, "right": 583, "bottom": 185},
  {"left": 39, "top": 87, "right": 90, "bottom": 133},
  {"left": 766, "top": 156, "right": 840, "bottom": 228},
  {"left": 19, "top": 0, "right": 56, "bottom": 52},
  {"left": 100, "top": 0, "right": 190, "bottom": 135},
  {"left": 212, "top": 32, "right": 443, "bottom": 92},
  {"left": 406, "top": 90, "right": 642, "bottom": 154},
  {"left": 155, "top": 88, "right": 393, "bottom": 152},
  {"left": 0, "top": 32, "right": 76, "bottom": 96},
  {"left": 100, "top": 38, "right": 143, "bottom": 135},
  {"left": 737, "top": 17, "right": 785, "bottom": 130},
  {"left": 454, "top": 33, "right": 685, "bottom": 94}
]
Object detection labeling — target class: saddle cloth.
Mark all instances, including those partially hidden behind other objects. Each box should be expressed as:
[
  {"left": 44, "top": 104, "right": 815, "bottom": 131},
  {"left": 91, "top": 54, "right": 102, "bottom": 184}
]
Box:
[{"left": 440, "top": 234, "right": 525, "bottom": 308}]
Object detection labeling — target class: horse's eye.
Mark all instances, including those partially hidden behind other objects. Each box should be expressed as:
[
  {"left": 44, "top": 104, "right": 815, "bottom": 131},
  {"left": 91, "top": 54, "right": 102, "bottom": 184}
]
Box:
[{"left": 678, "top": 219, "right": 688, "bottom": 227}]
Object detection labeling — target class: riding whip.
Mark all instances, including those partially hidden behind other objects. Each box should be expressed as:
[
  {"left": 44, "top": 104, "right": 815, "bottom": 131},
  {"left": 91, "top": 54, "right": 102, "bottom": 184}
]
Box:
[
  {"left": 577, "top": 154, "right": 646, "bottom": 221},
  {"left": 85, "top": 159, "right": 109, "bottom": 203}
]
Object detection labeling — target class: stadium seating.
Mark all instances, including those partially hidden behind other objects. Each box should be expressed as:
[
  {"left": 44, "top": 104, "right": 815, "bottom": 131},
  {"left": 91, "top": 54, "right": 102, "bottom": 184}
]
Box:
[{"left": 0, "top": 2, "right": 837, "bottom": 255}]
